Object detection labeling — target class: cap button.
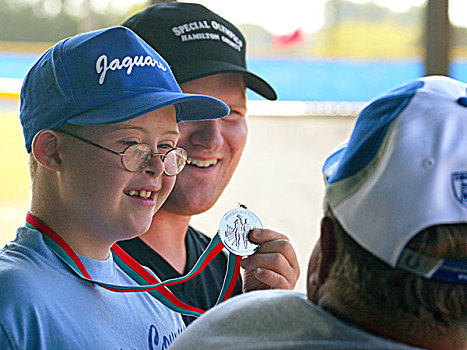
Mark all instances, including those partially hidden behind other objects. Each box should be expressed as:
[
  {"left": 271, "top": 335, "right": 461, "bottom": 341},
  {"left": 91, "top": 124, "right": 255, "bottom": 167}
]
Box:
[{"left": 423, "top": 157, "right": 435, "bottom": 169}]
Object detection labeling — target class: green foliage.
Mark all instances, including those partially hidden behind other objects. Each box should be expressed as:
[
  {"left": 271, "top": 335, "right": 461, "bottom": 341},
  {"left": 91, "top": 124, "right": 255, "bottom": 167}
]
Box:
[
  {"left": 313, "top": 19, "right": 422, "bottom": 57},
  {"left": 1, "top": 1, "right": 77, "bottom": 42},
  {"left": 0, "top": 0, "right": 151, "bottom": 42},
  {"left": 314, "top": 0, "right": 423, "bottom": 57},
  {"left": 324, "top": 0, "right": 423, "bottom": 26},
  {"left": 453, "top": 25, "right": 467, "bottom": 47}
]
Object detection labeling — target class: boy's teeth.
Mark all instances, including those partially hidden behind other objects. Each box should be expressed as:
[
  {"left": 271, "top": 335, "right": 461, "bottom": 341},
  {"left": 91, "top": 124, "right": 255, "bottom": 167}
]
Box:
[
  {"left": 188, "top": 158, "right": 218, "bottom": 168},
  {"left": 127, "top": 190, "right": 151, "bottom": 198}
]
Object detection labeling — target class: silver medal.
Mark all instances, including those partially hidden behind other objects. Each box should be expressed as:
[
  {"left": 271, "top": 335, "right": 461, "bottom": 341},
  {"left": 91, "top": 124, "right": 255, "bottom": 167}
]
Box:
[{"left": 219, "top": 203, "right": 262, "bottom": 256}]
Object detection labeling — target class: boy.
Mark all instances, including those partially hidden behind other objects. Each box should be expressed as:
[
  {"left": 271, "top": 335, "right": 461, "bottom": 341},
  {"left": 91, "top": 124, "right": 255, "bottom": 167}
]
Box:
[{"left": 0, "top": 26, "right": 228, "bottom": 349}]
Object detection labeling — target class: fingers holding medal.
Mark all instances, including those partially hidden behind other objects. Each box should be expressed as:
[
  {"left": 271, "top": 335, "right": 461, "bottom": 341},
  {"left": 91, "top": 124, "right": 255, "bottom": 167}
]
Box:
[{"left": 219, "top": 203, "right": 300, "bottom": 291}]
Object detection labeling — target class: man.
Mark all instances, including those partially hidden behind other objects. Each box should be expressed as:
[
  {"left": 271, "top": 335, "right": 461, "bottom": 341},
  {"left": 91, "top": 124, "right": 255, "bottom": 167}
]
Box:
[
  {"left": 119, "top": 2, "right": 300, "bottom": 325},
  {"left": 169, "top": 76, "right": 467, "bottom": 349},
  {"left": 0, "top": 26, "right": 229, "bottom": 349}
]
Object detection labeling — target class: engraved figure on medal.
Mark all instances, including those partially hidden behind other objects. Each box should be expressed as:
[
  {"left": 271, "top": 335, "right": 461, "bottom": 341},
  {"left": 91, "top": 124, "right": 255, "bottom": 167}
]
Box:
[{"left": 219, "top": 204, "right": 262, "bottom": 256}]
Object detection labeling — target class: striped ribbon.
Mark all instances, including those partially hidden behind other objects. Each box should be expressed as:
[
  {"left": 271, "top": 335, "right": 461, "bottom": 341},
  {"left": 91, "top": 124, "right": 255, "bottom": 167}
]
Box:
[{"left": 26, "top": 212, "right": 242, "bottom": 317}]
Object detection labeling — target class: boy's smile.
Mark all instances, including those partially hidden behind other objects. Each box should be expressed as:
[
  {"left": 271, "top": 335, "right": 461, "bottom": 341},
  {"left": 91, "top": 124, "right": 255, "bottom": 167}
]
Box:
[{"left": 54, "top": 105, "right": 179, "bottom": 258}]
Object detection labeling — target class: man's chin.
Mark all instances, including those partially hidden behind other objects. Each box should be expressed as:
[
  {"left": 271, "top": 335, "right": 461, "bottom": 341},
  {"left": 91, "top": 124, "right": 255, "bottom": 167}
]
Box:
[{"left": 161, "top": 191, "right": 220, "bottom": 216}]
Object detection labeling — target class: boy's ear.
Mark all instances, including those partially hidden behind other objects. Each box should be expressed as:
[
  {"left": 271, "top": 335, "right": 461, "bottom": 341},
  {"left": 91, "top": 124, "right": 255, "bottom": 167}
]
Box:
[{"left": 31, "top": 130, "right": 63, "bottom": 171}]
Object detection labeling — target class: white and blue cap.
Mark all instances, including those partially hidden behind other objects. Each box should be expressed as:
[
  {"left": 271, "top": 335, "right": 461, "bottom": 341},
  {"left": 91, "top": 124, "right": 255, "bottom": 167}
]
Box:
[
  {"left": 20, "top": 26, "right": 230, "bottom": 152},
  {"left": 323, "top": 76, "right": 467, "bottom": 284}
]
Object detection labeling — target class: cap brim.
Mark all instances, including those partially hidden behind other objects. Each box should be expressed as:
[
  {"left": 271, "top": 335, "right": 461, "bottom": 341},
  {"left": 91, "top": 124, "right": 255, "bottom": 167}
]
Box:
[
  {"left": 322, "top": 139, "right": 349, "bottom": 183},
  {"left": 175, "top": 60, "right": 277, "bottom": 101},
  {"left": 66, "top": 91, "right": 229, "bottom": 125}
]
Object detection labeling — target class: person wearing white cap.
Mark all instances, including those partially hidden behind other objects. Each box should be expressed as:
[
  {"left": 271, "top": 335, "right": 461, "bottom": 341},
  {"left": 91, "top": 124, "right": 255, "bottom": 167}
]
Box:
[
  {"left": 169, "top": 75, "right": 467, "bottom": 350},
  {"left": 0, "top": 26, "right": 229, "bottom": 349}
]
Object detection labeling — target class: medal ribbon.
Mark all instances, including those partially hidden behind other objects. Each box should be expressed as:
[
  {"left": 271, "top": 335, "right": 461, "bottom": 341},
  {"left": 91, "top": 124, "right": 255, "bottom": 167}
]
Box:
[{"left": 25, "top": 212, "right": 242, "bottom": 317}]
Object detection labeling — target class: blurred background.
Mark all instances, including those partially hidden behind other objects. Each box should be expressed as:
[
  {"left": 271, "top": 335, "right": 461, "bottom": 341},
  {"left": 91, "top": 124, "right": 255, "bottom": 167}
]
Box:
[{"left": 0, "top": 0, "right": 463, "bottom": 291}]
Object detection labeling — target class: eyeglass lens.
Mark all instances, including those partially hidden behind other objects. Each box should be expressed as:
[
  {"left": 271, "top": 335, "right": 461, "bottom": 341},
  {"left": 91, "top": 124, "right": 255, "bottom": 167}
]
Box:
[{"left": 122, "top": 144, "right": 186, "bottom": 175}]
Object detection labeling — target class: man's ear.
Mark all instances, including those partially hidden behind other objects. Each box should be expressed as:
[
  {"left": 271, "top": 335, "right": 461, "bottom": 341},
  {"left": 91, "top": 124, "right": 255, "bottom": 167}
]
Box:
[
  {"left": 307, "top": 216, "right": 337, "bottom": 302},
  {"left": 31, "top": 130, "right": 62, "bottom": 171},
  {"left": 318, "top": 216, "right": 337, "bottom": 283}
]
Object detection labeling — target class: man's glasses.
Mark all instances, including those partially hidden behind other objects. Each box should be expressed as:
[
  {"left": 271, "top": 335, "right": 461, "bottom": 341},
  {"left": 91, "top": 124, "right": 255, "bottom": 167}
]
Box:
[{"left": 58, "top": 130, "right": 188, "bottom": 176}]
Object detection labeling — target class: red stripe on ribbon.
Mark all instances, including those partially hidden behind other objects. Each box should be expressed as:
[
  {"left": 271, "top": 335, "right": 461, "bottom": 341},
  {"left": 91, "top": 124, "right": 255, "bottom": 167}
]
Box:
[
  {"left": 222, "top": 255, "right": 242, "bottom": 302},
  {"left": 26, "top": 213, "right": 92, "bottom": 279},
  {"left": 147, "top": 241, "right": 225, "bottom": 288},
  {"left": 112, "top": 244, "right": 205, "bottom": 314},
  {"left": 112, "top": 244, "right": 160, "bottom": 284},
  {"left": 27, "top": 212, "right": 240, "bottom": 316}
]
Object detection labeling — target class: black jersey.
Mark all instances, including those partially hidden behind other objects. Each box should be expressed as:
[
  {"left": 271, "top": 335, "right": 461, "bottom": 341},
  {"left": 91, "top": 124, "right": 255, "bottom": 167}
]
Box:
[{"left": 118, "top": 226, "right": 243, "bottom": 325}]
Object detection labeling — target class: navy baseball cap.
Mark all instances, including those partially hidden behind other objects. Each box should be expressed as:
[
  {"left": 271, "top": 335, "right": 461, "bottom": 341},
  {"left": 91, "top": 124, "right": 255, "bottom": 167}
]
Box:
[
  {"left": 323, "top": 76, "right": 467, "bottom": 285},
  {"left": 123, "top": 2, "right": 277, "bottom": 100},
  {"left": 20, "top": 26, "right": 229, "bottom": 152}
]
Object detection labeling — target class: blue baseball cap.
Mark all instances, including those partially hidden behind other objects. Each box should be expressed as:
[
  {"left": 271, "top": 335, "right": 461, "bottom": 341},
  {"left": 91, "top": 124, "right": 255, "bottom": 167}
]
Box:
[
  {"left": 323, "top": 76, "right": 467, "bottom": 285},
  {"left": 20, "top": 26, "right": 230, "bottom": 152}
]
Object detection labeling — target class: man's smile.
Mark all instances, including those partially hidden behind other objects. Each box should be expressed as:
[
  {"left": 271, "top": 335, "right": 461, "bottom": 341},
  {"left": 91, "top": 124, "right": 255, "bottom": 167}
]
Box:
[{"left": 187, "top": 157, "right": 219, "bottom": 168}]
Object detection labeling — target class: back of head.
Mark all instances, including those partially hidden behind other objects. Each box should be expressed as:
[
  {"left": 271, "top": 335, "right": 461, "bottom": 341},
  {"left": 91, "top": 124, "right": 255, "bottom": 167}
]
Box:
[
  {"left": 122, "top": 2, "right": 277, "bottom": 100},
  {"left": 321, "top": 76, "right": 467, "bottom": 347}
]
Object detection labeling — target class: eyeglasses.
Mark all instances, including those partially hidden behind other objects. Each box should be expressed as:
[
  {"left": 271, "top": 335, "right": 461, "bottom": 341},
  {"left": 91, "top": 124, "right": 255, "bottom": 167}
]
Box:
[{"left": 58, "top": 130, "right": 188, "bottom": 176}]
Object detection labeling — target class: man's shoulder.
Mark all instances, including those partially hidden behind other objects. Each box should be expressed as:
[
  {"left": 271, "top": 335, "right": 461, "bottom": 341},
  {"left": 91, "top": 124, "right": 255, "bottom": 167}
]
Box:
[
  {"left": 222, "top": 290, "right": 309, "bottom": 318},
  {"left": 170, "top": 291, "right": 310, "bottom": 349},
  {"left": 224, "top": 289, "right": 307, "bottom": 310},
  {"left": 171, "top": 290, "right": 425, "bottom": 349},
  {"left": 184, "top": 290, "right": 308, "bottom": 328}
]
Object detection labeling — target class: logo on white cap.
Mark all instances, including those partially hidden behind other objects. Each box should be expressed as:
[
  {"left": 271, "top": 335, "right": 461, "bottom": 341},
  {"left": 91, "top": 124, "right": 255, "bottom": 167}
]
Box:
[{"left": 451, "top": 172, "right": 467, "bottom": 207}]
